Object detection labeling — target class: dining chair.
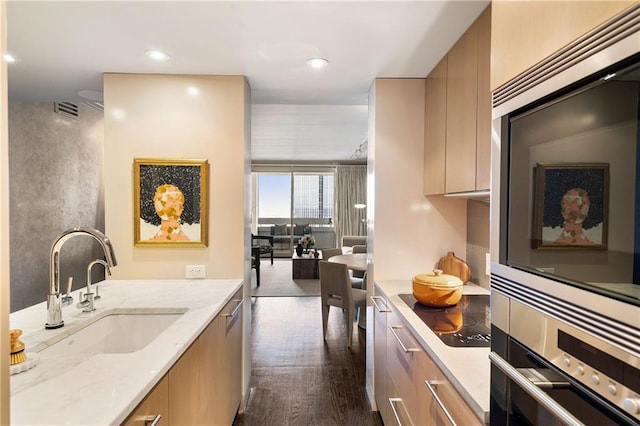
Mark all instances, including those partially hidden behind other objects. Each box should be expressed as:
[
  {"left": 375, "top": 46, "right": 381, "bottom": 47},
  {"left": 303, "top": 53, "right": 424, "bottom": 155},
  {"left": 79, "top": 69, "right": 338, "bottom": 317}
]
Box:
[
  {"left": 321, "top": 247, "right": 343, "bottom": 260},
  {"left": 319, "top": 260, "right": 367, "bottom": 347},
  {"left": 251, "top": 246, "right": 261, "bottom": 286},
  {"left": 351, "top": 245, "right": 366, "bottom": 279}
]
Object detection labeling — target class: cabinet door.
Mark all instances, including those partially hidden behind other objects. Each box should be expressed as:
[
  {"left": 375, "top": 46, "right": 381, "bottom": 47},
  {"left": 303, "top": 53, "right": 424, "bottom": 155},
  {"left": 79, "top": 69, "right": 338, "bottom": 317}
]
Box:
[
  {"left": 199, "top": 314, "right": 224, "bottom": 424},
  {"left": 169, "top": 330, "right": 206, "bottom": 424},
  {"left": 491, "top": 1, "right": 634, "bottom": 90},
  {"left": 475, "top": 6, "right": 491, "bottom": 191},
  {"left": 424, "top": 56, "right": 448, "bottom": 196},
  {"left": 123, "top": 375, "right": 169, "bottom": 426},
  {"left": 372, "top": 291, "right": 390, "bottom": 423},
  {"left": 416, "top": 348, "right": 483, "bottom": 426},
  {"left": 446, "top": 20, "right": 478, "bottom": 194},
  {"left": 220, "top": 290, "right": 244, "bottom": 425}
]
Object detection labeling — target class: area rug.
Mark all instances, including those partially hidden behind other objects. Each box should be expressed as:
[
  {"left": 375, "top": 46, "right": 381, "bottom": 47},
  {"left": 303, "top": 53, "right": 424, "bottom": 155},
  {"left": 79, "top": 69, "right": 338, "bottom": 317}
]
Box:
[{"left": 251, "top": 259, "right": 320, "bottom": 297}]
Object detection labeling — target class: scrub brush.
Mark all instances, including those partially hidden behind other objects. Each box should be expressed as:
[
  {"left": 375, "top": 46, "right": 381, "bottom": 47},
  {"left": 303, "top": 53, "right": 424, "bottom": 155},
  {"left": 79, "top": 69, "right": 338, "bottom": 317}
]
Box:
[{"left": 9, "top": 329, "right": 27, "bottom": 365}]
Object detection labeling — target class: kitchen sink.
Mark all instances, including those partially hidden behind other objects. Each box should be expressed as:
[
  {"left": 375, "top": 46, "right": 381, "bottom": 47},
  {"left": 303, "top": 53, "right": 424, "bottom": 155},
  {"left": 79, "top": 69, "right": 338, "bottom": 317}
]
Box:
[
  {"left": 39, "top": 309, "right": 187, "bottom": 357},
  {"left": 10, "top": 308, "right": 189, "bottom": 395}
]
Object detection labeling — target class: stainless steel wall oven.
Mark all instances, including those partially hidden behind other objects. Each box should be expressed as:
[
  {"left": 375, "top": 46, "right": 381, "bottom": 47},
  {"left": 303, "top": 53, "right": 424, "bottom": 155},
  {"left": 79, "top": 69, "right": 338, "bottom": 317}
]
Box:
[{"left": 490, "top": 5, "right": 640, "bottom": 425}]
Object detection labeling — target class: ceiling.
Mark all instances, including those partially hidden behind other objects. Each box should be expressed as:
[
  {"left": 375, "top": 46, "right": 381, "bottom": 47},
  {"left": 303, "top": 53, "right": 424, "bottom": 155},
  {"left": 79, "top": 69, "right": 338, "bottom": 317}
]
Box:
[{"left": 5, "top": 1, "right": 489, "bottom": 162}]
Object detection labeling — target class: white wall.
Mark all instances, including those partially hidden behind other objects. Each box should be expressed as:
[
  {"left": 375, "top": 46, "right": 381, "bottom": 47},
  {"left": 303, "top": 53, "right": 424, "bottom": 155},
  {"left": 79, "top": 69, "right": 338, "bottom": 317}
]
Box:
[
  {"left": 366, "top": 78, "right": 467, "bottom": 406},
  {"left": 1, "top": 2, "right": 9, "bottom": 421},
  {"left": 369, "top": 79, "right": 467, "bottom": 281},
  {"left": 103, "top": 74, "right": 248, "bottom": 280}
]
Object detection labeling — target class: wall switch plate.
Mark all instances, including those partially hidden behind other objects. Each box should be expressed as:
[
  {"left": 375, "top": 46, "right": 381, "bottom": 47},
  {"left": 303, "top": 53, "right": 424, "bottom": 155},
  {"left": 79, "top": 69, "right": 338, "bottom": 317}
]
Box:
[
  {"left": 485, "top": 253, "right": 491, "bottom": 277},
  {"left": 186, "top": 264, "right": 206, "bottom": 279}
]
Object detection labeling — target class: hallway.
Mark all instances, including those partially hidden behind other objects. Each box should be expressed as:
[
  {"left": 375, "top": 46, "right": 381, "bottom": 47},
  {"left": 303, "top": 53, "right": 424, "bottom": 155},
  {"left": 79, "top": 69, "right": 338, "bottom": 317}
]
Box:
[{"left": 233, "top": 296, "right": 382, "bottom": 425}]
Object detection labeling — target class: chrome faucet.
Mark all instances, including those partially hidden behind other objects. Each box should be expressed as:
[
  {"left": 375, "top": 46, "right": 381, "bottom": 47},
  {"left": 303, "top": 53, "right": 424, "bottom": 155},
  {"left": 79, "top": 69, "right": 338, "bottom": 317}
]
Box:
[
  {"left": 46, "top": 227, "right": 117, "bottom": 329},
  {"left": 77, "top": 259, "right": 111, "bottom": 312}
]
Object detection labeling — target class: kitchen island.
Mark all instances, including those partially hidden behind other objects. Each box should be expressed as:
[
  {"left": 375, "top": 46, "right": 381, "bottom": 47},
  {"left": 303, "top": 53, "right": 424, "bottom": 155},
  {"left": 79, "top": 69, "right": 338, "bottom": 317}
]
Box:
[
  {"left": 10, "top": 279, "right": 243, "bottom": 425},
  {"left": 374, "top": 279, "right": 490, "bottom": 424}
]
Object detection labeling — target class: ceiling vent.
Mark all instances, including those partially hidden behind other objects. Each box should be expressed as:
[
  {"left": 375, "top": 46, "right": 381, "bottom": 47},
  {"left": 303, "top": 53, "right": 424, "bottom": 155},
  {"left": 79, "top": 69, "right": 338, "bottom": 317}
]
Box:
[{"left": 54, "top": 102, "right": 79, "bottom": 119}]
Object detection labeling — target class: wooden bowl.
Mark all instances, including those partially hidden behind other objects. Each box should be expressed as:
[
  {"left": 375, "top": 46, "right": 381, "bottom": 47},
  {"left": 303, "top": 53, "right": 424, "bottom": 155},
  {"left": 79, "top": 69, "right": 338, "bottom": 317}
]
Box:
[{"left": 412, "top": 269, "right": 463, "bottom": 307}]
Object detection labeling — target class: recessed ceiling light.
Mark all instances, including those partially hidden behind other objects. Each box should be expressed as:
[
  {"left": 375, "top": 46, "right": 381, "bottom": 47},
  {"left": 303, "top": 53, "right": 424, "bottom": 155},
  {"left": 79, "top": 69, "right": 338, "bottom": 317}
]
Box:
[
  {"left": 306, "top": 58, "right": 329, "bottom": 69},
  {"left": 77, "top": 90, "right": 104, "bottom": 102},
  {"left": 3, "top": 53, "right": 16, "bottom": 63},
  {"left": 145, "top": 49, "right": 170, "bottom": 62}
]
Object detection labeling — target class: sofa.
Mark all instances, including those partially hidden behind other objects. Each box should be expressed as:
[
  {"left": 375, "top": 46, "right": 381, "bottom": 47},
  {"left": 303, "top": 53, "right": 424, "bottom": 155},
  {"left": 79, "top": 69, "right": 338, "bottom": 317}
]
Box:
[{"left": 341, "top": 235, "right": 366, "bottom": 252}]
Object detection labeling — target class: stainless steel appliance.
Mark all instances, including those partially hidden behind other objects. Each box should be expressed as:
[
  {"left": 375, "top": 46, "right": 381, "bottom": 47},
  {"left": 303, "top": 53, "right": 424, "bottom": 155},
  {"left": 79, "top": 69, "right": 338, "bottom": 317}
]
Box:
[
  {"left": 398, "top": 293, "right": 490, "bottom": 347},
  {"left": 490, "top": 5, "right": 640, "bottom": 425}
]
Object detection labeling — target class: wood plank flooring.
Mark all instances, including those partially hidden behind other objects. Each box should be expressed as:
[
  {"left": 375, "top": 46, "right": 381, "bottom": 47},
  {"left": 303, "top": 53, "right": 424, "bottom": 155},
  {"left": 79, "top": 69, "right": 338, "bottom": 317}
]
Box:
[{"left": 233, "top": 296, "right": 383, "bottom": 426}]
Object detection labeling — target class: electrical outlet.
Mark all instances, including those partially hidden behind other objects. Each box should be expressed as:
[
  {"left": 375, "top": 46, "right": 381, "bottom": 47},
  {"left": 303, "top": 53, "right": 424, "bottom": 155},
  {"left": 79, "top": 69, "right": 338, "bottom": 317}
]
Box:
[
  {"left": 186, "top": 264, "right": 206, "bottom": 279},
  {"left": 485, "top": 253, "right": 491, "bottom": 277}
]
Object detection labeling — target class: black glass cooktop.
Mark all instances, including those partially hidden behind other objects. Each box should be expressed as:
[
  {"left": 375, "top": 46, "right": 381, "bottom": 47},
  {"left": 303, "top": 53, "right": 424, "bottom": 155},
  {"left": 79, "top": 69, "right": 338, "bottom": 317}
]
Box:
[{"left": 398, "top": 293, "right": 491, "bottom": 347}]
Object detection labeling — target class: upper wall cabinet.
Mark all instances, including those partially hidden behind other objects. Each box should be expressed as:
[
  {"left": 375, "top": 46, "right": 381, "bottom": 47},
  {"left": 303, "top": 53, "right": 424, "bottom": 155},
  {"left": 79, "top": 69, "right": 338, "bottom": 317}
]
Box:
[
  {"left": 424, "top": 5, "right": 491, "bottom": 196},
  {"left": 491, "top": 1, "right": 635, "bottom": 91}
]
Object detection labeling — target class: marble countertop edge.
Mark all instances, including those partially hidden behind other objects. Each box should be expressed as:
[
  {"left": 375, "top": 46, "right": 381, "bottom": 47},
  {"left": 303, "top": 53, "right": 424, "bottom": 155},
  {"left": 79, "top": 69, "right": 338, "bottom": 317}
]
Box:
[{"left": 9, "top": 278, "right": 244, "bottom": 425}]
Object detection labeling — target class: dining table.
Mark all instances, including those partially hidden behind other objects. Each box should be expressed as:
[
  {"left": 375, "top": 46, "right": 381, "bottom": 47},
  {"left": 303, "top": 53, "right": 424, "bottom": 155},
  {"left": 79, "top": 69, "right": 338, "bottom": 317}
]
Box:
[{"left": 327, "top": 253, "right": 366, "bottom": 272}]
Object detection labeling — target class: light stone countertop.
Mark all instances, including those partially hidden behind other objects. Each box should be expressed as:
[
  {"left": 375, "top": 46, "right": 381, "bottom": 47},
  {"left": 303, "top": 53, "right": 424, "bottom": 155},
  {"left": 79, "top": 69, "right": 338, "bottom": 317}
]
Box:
[
  {"left": 375, "top": 279, "right": 490, "bottom": 424},
  {"left": 10, "top": 279, "right": 243, "bottom": 425}
]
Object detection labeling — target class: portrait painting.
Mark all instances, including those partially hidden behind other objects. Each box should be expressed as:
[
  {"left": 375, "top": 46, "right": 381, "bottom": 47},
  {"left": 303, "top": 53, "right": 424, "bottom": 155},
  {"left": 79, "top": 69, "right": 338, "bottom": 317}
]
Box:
[
  {"left": 532, "top": 163, "right": 609, "bottom": 250},
  {"left": 133, "top": 158, "right": 209, "bottom": 247}
]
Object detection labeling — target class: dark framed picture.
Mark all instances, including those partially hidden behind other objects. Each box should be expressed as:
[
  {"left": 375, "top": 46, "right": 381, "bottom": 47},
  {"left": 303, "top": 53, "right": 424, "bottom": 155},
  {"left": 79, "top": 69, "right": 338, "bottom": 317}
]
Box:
[
  {"left": 133, "top": 158, "right": 209, "bottom": 247},
  {"left": 532, "top": 163, "right": 609, "bottom": 250}
]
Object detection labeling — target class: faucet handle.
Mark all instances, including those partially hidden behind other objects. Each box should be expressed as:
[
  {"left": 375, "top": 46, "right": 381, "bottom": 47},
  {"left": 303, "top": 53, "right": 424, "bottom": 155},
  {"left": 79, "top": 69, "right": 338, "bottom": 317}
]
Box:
[{"left": 61, "top": 277, "right": 74, "bottom": 306}]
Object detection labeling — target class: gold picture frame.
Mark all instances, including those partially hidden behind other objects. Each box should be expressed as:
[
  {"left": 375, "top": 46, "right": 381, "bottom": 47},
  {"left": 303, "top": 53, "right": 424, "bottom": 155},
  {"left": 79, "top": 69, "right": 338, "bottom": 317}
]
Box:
[{"left": 133, "top": 158, "right": 209, "bottom": 247}]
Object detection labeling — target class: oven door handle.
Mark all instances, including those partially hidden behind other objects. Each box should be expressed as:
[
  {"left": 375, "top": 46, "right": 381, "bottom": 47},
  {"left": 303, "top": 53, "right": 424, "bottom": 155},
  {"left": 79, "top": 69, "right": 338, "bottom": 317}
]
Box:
[{"left": 489, "top": 352, "right": 585, "bottom": 426}]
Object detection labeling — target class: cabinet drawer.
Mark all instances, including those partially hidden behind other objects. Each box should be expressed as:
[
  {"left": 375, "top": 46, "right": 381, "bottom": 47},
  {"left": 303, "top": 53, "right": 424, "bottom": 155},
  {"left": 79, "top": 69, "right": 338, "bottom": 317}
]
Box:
[
  {"left": 416, "top": 350, "right": 483, "bottom": 426},
  {"left": 386, "top": 309, "right": 423, "bottom": 423}
]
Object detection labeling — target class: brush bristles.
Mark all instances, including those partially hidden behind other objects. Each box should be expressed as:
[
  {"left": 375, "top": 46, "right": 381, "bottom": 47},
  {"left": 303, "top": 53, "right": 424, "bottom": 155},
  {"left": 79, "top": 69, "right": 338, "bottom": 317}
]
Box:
[{"left": 10, "top": 350, "right": 27, "bottom": 365}]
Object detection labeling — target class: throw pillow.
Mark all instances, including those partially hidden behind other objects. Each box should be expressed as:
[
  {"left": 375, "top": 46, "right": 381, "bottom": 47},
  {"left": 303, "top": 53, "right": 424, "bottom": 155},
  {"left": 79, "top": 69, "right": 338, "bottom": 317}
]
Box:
[
  {"left": 294, "top": 223, "right": 311, "bottom": 235},
  {"left": 274, "top": 224, "right": 288, "bottom": 235}
]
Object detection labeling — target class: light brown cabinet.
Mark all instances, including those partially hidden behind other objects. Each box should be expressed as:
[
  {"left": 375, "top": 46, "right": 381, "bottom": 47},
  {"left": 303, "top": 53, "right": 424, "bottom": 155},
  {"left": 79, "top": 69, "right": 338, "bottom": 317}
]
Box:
[
  {"left": 423, "top": 56, "right": 447, "bottom": 195},
  {"left": 123, "top": 289, "right": 243, "bottom": 426},
  {"left": 123, "top": 375, "right": 169, "bottom": 426},
  {"left": 424, "top": 6, "right": 491, "bottom": 196},
  {"left": 373, "top": 287, "right": 483, "bottom": 425},
  {"left": 491, "top": 1, "right": 635, "bottom": 91},
  {"left": 372, "top": 291, "right": 391, "bottom": 424}
]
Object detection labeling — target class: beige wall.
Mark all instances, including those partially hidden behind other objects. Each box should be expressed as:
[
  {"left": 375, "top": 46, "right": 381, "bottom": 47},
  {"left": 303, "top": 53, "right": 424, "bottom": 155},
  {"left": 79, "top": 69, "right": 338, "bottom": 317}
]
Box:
[
  {"left": 1, "top": 2, "right": 9, "bottom": 422},
  {"left": 104, "top": 74, "right": 248, "bottom": 280},
  {"left": 369, "top": 78, "right": 467, "bottom": 281}
]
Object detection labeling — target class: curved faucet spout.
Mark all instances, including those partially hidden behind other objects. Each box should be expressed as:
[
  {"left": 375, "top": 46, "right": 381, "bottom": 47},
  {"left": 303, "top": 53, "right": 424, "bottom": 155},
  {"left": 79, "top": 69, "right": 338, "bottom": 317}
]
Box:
[{"left": 46, "top": 227, "right": 117, "bottom": 329}]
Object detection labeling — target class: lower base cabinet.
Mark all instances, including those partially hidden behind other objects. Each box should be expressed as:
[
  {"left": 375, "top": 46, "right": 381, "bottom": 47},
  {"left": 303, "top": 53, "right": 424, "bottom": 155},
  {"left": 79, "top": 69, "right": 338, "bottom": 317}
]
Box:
[
  {"left": 123, "top": 375, "right": 169, "bottom": 426},
  {"left": 374, "top": 286, "right": 483, "bottom": 425},
  {"left": 123, "top": 289, "right": 243, "bottom": 425}
]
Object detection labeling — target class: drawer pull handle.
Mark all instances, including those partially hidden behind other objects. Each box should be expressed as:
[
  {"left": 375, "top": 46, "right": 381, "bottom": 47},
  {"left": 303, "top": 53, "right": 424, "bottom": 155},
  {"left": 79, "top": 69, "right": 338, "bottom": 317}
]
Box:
[
  {"left": 424, "top": 380, "right": 457, "bottom": 426},
  {"left": 389, "top": 325, "right": 420, "bottom": 353},
  {"left": 388, "top": 397, "right": 413, "bottom": 426},
  {"left": 143, "top": 414, "right": 162, "bottom": 426},
  {"left": 223, "top": 299, "right": 243, "bottom": 319},
  {"left": 371, "top": 296, "right": 391, "bottom": 313}
]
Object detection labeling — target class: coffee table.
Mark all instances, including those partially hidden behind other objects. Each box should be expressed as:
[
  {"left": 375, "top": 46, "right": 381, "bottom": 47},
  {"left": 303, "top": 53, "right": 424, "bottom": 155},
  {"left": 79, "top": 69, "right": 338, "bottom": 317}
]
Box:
[{"left": 292, "top": 252, "right": 322, "bottom": 279}]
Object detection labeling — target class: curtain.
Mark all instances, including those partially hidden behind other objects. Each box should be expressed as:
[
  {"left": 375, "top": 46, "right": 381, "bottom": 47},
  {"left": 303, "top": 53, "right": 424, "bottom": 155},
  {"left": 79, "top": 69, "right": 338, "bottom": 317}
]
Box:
[{"left": 334, "top": 165, "right": 367, "bottom": 246}]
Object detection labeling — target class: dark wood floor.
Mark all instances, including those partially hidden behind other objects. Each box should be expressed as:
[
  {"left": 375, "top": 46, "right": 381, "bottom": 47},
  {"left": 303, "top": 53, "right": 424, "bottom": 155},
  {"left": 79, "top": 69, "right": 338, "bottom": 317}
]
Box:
[{"left": 233, "top": 296, "right": 383, "bottom": 426}]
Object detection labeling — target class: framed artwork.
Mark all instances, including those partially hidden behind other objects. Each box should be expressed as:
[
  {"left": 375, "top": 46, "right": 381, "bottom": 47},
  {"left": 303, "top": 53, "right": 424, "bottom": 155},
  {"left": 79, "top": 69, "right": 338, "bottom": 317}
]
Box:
[
  {"left": 532, "top": 163, "right": 609, "bottom": 250},
  {"left": 133, "top": 158, "right": 209, "bottom": 247}
]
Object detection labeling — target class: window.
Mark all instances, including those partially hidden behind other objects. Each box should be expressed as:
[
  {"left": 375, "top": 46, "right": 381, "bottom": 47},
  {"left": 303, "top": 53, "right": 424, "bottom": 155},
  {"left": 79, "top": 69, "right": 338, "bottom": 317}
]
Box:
[
  {"left": 254, "top": 171, "right": 335, "bottom": 254},
  {"left": 293, "top": 174, "right": 334, "bottom": 220}
]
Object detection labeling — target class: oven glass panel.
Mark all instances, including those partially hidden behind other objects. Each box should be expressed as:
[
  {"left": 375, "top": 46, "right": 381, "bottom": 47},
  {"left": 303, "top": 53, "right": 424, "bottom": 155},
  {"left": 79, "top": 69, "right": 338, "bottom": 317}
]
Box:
[{"left": 504, "top": 55, "right": 640, "bottom": 306}]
